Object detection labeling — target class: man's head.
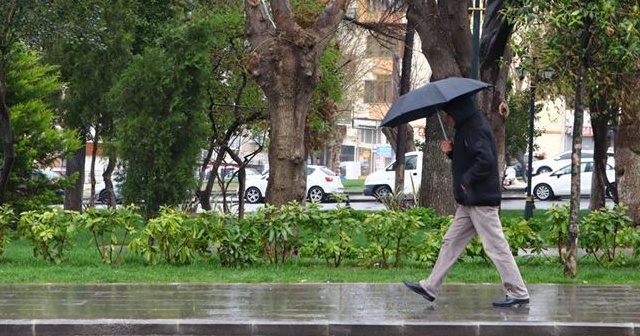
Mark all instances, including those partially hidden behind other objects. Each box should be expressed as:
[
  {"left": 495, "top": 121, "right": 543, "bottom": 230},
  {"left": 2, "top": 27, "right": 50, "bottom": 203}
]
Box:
[
  {"left": 441, "top": 96, "right": 478, "bottom": 125},
  {"left": 443, "top": 112, "right": 456, "bottom": 126}
]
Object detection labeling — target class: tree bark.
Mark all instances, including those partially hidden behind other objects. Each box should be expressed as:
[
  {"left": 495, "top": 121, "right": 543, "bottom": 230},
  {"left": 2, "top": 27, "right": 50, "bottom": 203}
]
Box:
[
  {"left": 478, "top": 0, "right": 514, "bottom": 187},
  {"left": 409, "top": 0, "right": 471, "bottom": 215},
  {"left": 0, "top": 71, "right": 14, "bottom": 205},
  {"left": 617, "top": 76, "right": 640, "bottom": 224},
  {"left": 245, "top": 0, "right": 347, "bottom": 207},
  {"left": 565, "top": 24, "right": 592, "bottom": 278},
  {"left": 64, "top": 144, "right": 86, "bottom": 211},
  {"left": 588, "top": 95, "right": 612, "bottom": 210}
]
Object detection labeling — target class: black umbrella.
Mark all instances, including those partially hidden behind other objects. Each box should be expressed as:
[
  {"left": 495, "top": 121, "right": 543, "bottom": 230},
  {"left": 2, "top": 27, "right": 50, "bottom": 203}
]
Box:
[{"left": 380, "top": 77, "right": 492, "bottom": 128}]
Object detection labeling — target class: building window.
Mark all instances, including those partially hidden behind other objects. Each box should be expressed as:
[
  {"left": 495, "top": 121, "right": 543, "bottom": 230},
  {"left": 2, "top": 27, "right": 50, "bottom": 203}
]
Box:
[
  {"left": 358, "top": 127, "right": 381, "bottom": 144},
  {"left": 365, "top": 35, "right": 394, "bottom": 58},
  {"left": 364, "top": 75, "right": 392, "bottom": 104}
]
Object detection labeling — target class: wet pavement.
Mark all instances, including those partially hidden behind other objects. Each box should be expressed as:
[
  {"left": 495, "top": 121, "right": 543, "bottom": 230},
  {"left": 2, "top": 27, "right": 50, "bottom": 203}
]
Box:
[{"left": 0, "top": 283, "right": 638, "bottom": 335}]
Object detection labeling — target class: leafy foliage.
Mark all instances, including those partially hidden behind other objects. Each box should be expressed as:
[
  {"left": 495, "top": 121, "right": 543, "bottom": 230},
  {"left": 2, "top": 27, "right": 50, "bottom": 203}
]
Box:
[
  {"left": 17, "top": 209, "right": 80, "bottom": 264},
  {"left": 299, "top": 203, "right": 360, "bottom": 267},
  {"left": 107, "top": 16, "right": 213, "bottom": 218},
  {"left": 255, "top": 202, "right": 304, "bottom": 264},
  {"left": 3, "top": 42, "right": 81, "bottom": 212},
  {"left": 129, "top": 207, "right": 204, "bottom": 265},
  {"left": 581, "top": 203, "right": 638, "bottom": 266},
  {"left": 83, "top": 205, "right": 144, "bottom": 264}
]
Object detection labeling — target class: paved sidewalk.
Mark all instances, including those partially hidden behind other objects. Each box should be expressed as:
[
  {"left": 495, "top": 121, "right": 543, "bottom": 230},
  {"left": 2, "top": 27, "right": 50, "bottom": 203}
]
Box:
[{"left": 0, "top": 283, "right": 638, "bottom": 335}]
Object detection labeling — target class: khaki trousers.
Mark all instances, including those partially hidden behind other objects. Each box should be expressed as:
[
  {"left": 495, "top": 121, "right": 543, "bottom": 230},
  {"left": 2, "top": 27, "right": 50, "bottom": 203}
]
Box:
[{"left": 420, "top": 205, "right": 529, "bottom": 299}]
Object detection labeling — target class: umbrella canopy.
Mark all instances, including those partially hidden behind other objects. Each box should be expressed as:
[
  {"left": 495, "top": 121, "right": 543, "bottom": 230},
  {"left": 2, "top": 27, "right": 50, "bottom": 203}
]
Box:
[{"left": 380, "top": 77, "right": 492, "bottom": 128}]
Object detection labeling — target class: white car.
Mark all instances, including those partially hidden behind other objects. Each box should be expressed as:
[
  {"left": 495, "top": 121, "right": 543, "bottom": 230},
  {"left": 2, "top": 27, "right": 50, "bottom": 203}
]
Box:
[
  {"left": 531, "top": 160, "right": 615, "bottom": 201},
  {"left": 243, "top": 165, "right": 344, "bottom": 203},
  {"left": 531, "top": 150, "right": 594, "bottom": 175},
  {"left": 531, "top": 149, "right": 614, "bottom": 176}
]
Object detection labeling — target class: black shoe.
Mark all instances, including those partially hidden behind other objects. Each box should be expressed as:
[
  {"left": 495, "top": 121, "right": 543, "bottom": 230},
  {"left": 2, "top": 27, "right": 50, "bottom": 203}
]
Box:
[
  {"left": 492, "top": 296, "right": 530, "bottom": 307},
  {"left": 402, "top": 280, "right": 435, "bottom": 302}
]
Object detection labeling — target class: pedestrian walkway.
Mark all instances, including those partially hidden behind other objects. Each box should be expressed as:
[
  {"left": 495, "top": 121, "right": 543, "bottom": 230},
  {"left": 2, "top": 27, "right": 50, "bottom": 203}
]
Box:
[{"left": 0, "top": 283, "right": 638, "bottom": 335}]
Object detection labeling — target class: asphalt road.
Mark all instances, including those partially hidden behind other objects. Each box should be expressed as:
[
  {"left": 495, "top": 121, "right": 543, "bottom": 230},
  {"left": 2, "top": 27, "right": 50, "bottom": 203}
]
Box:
[{"left": 241, "top": 194, "right": 615, "bottom": 212}]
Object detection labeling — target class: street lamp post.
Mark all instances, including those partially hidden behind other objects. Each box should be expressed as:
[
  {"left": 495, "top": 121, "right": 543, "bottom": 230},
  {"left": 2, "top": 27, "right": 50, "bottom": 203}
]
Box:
[
  {"left": 516, "top": 61, "right": 554, "bottom": 220},
  {"left": 524, "top": 83, "right": 536, "bottom": 220}
]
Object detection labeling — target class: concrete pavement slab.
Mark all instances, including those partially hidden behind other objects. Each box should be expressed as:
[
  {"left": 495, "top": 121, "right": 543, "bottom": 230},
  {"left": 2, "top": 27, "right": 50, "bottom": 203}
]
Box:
[{"left": 0, "top": 283, "right": 638, "bottom": 335}]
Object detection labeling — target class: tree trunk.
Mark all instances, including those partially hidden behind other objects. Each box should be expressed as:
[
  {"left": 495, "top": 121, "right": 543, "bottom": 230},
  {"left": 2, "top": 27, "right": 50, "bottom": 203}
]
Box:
[
  {"left": 245, "top": 0, "right": 347, "bottom": 207},
  {"left": 392, "top": 19, "right": 417, "bottom": 195},
  {"left": 617, "top": 76, "right": 640, "bottom": 224},
  {"left": 0, "top": 72, "right": 14, "bottom": 205},
  {"left": 64, "top": 144, "right": 86, "bottom": 211},
  {"left": 478, "top": 0, "right": 514, "bottom": 193},
  {"left": 265, "top": 88, "right": 309, "bottom": 205},
  {"left": 588, "top": 95, "right": 611, "bottom": 210},
  {"left": 102, "top": 156, "right": 117, "bottom": 208},
  {"left": 409, "top": 0, "right": 470, "bottom": 215}
]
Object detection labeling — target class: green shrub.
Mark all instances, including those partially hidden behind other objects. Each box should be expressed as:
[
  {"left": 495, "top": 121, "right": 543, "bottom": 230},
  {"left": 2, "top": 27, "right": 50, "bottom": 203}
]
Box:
[
  {"left": 200, "top": 211, "right": 261, "bottom": 267},
  {"left": 542, "top": 204, "right": 570, "bottom": 263},
  {"left": 255, "top": 202, "right": 304, "bottom": 264},
  {"left": 129, "top": 207, "right": 204, "bottom": 265},
  {"left": 502, "top": 217, "right": 545, "bottom": 256},
  {"left": 406, "top": 210, "right": 451, "bottom": 266},
  {"left": 0, "top": 205, "right": 17, "bottom": 257},
  {"left": 83, "top": 205, "right": 144, "bottom": 264},
  {"left": 362, "top": 210, "right": 423, "bottom": 268},
  {"left": 17, "top": 209, "right": 80, "bottom": 263},
  {"left": 299, "top": 203, "right": 360, "bottom": 267},
  {"left": 580, "top": 204, "right": 637, "bottom": 266}
]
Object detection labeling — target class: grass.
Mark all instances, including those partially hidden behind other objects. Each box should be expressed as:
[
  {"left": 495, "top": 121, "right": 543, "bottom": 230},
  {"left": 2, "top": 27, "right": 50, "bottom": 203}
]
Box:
[
  {"left": 1, "top": 230, "right": 638, "bottom": 285},
  {"left": 341, "top": 179, "right": 365, "bottom": 193}
]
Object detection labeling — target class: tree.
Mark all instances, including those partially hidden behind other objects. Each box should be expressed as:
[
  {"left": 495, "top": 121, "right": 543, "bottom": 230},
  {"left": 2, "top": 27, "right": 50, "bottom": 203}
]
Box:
[
  {"left": 3, "top": 43, "right": 80, "bottom": 213},
  {"left": 41, "top": 0, "right": 138, "bottom": 210},
  {"left": 407, "top": 1, "right": 472, "bottom": 215},
  {"left": 0, "top": 1, "right": 45, "bottom": 204},
  {"left": 107, "top": 16, "right": 212, "bottom": 218},
  {"left": 506, "top": 0, "right": 640, "bottom": 277},
  {"left": 244, "top": 0, "right": 348, "bottom": 207}
]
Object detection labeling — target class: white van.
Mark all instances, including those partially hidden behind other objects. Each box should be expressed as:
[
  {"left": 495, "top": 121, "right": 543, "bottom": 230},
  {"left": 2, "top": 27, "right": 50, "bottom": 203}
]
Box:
[{"left": 363, "top": 151, "right": 422, "bottom": 199}]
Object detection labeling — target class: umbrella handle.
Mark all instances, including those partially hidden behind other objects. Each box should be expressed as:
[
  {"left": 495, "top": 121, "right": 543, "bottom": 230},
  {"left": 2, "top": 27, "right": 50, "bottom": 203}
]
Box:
[{"left": 437, "top": 113, "right": 448, "bottom": 142}]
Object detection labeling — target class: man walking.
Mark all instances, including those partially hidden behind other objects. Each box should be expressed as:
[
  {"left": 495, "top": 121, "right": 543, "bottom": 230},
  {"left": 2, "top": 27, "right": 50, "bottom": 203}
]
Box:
[{"left": 403, "top": 96, "right": 529, "bottom": 307}]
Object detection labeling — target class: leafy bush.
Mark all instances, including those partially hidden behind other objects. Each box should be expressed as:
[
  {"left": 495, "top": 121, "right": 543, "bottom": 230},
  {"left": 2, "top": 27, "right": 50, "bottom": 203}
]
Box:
[
  {"left": 542, "top": 204, "right": 570, "bottom": 263},
  {"left": 129, "top": 207, "right": 204, "bottom": 265},
  {"left": 199, "top": 211, "right": 261, "bottom": 267},
  {"left": 83, "top": 205, "right": 144, "bottom": 264},
  {"left": 502, "top": 217, "right": 545, "bottom": 256},
  {"left": 580, "top": 204, "right": 637, "bottom": 266},
  {"left": 362, "top": 210, "right": 423, "bottom": 268},
  {"left": 0, "top": 205, "right": 17, "bottom": 257},
  {"left": 299, "top": 203, "right": 360, "bottom": 267},
  {"left": 17, "top": 209, "right": 80, "bottom": 263},
  {"left": 255, "top": 202, "right": 304, "bottom": 264}
]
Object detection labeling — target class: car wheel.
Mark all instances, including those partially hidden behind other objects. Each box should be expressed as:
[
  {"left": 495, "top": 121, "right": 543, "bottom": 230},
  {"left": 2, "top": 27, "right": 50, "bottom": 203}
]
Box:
[
  {"left": 244, "top": 187, "right": 263, "bottom": 204},
  {"left": 533, "top": 183, "right": 553, "bottom": 201},
  {"left": 606, "top": 182, "right": 617, "bottom": 199},
  {"left": 97, "top": 189, "right": 110, "bottom": 204},
  {"left": 537, "top": 166, "right": 552, "bottom": 174},
  {"left": 307, "top": 186, "right": 325, "bottom": 203},
  {"left": 373, "top": 185, "right": 392, "bottom": 200}
]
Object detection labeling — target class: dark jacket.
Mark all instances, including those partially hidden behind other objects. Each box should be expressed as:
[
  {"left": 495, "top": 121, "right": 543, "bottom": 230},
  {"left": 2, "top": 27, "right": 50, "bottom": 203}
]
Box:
[{"left": 443, "top": 97, "right": 501, "bottom": 206}]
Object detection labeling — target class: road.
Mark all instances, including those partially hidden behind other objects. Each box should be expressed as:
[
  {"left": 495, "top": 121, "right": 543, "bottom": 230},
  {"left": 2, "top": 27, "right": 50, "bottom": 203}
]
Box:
[{"left": 240, "top": 194, "right": 615, "bottom": 212}]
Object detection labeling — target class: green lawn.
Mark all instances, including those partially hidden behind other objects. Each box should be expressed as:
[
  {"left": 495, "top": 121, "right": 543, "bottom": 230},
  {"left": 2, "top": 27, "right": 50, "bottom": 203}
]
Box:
[{"left": 1, "top": 231, "right": 637, "bottom": 285}]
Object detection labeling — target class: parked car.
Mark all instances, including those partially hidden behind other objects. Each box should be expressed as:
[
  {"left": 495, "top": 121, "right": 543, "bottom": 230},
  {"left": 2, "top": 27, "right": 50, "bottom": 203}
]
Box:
[
  {"left": 531, "top": 160, "right": 615, "bottom": 201},
  {"left": 94, "top": 181, "right": 122, "bottom": 204},
  {"left": 34, "top": 168, "right": 65, "bottom": 195},
  {"left": 531, "top": 149, "right": 614, "bottom": 176},
  {"left": 225, "top": 167, "right": 262, "bottom": 180},
  {"left": 363, "top": 151, "right": 422, "bottom": 199},
  {"left": 243, "top": 165, "right": 344, "bottom": 203}
]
